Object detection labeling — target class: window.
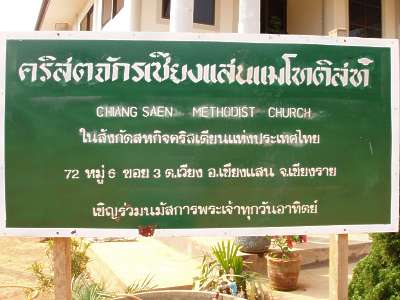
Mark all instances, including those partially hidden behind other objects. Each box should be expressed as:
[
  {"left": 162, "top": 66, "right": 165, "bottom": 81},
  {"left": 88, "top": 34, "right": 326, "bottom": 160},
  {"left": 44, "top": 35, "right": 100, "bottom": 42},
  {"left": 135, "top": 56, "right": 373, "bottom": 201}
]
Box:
[
  {"left": 260, "top": 0, "right": 287, "bottom": 34},
  {"left": 349, "top": 0, "right": 382, "bottom": 38},
  {"left": 102, "top": 0, "right": 124, "bottom": 27},
  {"left": 162, "top": 0, "right": 215, "bottom": 26},
  {"left": 114, "top": 0, "right": 124, "bottom": 16},
  {"left": 80, "top": 6, "right": 93, "bottom": 31}
]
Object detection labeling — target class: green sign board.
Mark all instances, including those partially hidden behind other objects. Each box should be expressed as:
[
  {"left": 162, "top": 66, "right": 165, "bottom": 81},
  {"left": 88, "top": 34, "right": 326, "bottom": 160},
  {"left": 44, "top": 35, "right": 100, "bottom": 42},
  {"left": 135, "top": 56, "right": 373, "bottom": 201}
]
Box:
[{"left": 0, "top": 33, "right": 398, "bottom": 237}]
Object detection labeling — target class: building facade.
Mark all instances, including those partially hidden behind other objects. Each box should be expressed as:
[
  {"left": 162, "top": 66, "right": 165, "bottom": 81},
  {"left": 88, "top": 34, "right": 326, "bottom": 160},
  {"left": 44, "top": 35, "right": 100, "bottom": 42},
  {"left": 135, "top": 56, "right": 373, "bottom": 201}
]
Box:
[{"left": 35, "top": 0, "right": 399, "bottom": 38}]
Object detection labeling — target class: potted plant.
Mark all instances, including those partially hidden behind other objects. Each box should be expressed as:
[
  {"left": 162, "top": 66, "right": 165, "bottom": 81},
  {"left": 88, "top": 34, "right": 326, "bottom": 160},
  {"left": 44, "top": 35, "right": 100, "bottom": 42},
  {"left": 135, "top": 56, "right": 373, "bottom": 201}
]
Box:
[
  {"left": 194, "top": 240, "right": 272, "bottom": 299},
  {"left": 266, "top": 235, "right": 306, "bottom": 291}
]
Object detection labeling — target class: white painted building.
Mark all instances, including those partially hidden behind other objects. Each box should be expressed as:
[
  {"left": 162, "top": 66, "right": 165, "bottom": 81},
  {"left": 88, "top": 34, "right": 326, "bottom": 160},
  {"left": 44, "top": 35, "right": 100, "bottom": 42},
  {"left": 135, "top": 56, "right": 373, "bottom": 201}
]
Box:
[{"left": 35, "top": 0, "right": 400, "bottom": 38}]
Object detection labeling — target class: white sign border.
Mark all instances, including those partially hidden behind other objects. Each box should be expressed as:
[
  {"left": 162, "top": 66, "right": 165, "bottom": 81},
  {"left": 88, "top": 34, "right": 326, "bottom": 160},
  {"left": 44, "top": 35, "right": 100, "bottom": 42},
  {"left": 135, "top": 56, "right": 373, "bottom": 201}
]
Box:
[{"left": 0, "top": 32, "right": 398, "bottom": 237}]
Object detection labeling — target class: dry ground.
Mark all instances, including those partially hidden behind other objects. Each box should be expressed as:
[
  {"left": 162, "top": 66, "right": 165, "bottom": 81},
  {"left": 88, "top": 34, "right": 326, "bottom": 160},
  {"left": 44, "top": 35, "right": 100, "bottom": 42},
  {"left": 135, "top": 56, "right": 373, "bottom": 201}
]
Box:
[{"left": 0, "top": 237, "right": 53, "bottom": 300}]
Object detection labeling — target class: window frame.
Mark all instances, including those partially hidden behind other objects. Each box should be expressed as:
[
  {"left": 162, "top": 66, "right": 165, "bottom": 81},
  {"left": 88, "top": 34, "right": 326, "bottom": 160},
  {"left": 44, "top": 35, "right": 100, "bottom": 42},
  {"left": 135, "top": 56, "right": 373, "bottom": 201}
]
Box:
[
  {"left": 102, "top": 0, "right": 125, "bottom": 27},
  {"left": 80, "top": 5, "right": 94, "bottom": 31}
]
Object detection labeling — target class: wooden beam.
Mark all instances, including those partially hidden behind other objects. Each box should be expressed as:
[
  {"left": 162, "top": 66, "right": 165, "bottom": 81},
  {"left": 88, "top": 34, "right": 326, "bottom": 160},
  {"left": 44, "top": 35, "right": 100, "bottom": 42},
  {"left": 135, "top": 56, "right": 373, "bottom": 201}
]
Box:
[
  {"left": 327, "top": 27, "right": 349, "bottom": 300},
  {"left": 329, "top": 234, "right": 348, "bottom": 300},
  {"left": 53, "top": 237, "right": 72, "bottom": 300}
]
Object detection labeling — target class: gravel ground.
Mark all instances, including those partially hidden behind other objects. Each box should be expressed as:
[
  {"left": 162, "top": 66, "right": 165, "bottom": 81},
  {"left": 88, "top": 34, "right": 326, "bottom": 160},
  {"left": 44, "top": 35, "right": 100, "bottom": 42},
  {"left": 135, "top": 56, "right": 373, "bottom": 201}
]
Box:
[{"left": 0, "top": 237, "right": 53, "bottom": 300}]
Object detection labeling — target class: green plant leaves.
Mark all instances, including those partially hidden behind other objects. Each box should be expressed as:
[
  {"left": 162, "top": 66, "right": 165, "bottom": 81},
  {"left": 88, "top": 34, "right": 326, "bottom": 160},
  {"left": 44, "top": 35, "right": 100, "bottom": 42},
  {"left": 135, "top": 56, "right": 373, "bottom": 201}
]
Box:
[
  {"left": 211, "top": 240, "right": 242, "bottom": 275},
  {"left": 125, "top": 274, "right": 157, "bottom": 294}
]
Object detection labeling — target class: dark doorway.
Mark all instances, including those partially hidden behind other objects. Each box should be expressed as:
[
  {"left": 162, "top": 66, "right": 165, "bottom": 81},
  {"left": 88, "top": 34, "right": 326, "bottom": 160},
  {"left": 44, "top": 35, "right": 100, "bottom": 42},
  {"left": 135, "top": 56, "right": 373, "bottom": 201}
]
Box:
[
  {"left": 349, "top": 0, "right": 382, "bottom": 38},
  {"left": 260, "top": 0, "right": 287, "bottom": 34}
]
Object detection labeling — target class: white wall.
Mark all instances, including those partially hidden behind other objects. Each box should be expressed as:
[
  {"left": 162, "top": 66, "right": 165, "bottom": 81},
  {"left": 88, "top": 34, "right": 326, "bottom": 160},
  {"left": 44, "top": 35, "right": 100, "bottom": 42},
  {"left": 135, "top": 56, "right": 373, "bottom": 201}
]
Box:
[
  {"left": 102, "top": 9, "right": 131, "bottom": 31},
  {"left": 140, "top": 0, "right": 168, "bottom": 32},
  {"left": 323, "top": 0, "right": 348, "bottom": 35}
]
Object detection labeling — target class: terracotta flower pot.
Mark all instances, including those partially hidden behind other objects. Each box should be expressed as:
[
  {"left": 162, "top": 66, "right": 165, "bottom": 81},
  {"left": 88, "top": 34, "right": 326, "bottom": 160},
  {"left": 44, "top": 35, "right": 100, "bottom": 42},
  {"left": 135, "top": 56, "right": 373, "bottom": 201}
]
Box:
[{"left": 267, "top": 252, "right": 301, "bottom": 291}]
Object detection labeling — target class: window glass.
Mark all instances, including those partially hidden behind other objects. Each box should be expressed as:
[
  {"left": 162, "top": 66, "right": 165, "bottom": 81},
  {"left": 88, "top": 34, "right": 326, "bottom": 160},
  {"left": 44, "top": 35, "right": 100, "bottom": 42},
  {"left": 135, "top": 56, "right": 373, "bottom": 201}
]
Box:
[
  {"left": 193, "top": 0, "right": 215, "bottom": 25},
  {"left": 349, "top": 0, "right": 382, "bottom": 38},
  {"left": 367, "top": 28, "right": 381, "bottom": 38},
  {"left": 102, "top": 0, "right": 112, "bottom": 26},
  {"left": 260, "top": 0, "right": 287, "bottom": 34},
  {"left": 368, "top": 0, "right": 381, "bottom": 6},
  {"left": 162, "top": 0, "right": 170, "bottom": 18},
  {"left": 87, "top": 7, "right": 93, "bottom": 30},
  {"left": 349, "top": 1, "right": 364, "bottom": 26},
  {"left": 365, "top": 4, "right": 381, "bottom": 29},
  {"left": 162, "top": 0, "right": 215, "bottom": 25}
]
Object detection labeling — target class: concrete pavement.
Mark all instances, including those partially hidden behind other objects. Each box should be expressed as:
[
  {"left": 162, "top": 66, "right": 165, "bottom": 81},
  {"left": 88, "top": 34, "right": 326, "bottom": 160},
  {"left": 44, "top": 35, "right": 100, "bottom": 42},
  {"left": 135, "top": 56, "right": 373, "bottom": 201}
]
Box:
[
  {"left": 87, "top": 235, "right": 370, "bottom": 299},
  {"left": 274, "top": 263, "right": 356, "bottom": 300}
]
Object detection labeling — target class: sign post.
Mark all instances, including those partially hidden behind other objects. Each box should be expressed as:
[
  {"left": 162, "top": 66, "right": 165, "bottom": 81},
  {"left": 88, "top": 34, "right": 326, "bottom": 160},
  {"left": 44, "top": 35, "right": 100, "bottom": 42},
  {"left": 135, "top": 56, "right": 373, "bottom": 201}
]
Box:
[
  {"left": 53, "top": 238, "right": 72, "bottom": 300},
  {"left": 328, "top": 28, "right": 349, "bottom": 300},
  {"left": 329, "top": 234, "right": 348, "bottom": 300}
]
